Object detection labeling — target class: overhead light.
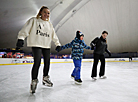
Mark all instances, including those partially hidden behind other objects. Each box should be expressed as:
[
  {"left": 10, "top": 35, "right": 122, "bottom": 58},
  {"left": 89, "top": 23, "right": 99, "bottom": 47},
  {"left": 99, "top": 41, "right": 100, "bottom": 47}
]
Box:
[
  {"left": 72, "top": 10, "right": 76, "bottom": 13},
  {"left": 60, "top": 1, "right": 63, "bottom": 4}
]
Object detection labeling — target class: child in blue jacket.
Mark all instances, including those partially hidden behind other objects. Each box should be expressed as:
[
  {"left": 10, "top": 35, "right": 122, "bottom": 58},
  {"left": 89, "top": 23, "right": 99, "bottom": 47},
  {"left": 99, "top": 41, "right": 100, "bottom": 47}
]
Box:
[{"left": 56, "top": 31, "right": 92, "bottom": 84}]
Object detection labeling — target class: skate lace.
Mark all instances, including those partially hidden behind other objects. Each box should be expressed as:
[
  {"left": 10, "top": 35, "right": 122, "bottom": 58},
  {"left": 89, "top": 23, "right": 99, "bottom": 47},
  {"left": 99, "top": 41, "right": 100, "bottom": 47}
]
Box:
[{"left": 44, "top": 77, "right": 52, "bottom": 83}]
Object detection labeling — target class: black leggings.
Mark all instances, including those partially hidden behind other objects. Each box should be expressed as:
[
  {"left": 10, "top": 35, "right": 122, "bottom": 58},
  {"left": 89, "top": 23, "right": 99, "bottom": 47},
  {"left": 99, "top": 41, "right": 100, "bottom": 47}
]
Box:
[
  {"left": 31, "top": 47, "right": 50, "bottom": 80},
  {"left": 91, "top": 53, "right": 105, "bottom": 77}
]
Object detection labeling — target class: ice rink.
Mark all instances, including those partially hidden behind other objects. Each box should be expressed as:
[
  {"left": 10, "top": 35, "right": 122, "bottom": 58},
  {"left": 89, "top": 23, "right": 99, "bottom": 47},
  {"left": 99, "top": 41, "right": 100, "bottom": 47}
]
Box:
[{"left": 0, "top": 62, "right": 138, "bottom": 102}]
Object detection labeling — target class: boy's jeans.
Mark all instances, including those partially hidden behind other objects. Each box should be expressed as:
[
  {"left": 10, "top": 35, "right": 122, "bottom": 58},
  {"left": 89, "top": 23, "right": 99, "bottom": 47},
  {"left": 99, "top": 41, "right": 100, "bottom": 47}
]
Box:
[{"left": 71, "top": 59, "right": 82, "bottom": 80}]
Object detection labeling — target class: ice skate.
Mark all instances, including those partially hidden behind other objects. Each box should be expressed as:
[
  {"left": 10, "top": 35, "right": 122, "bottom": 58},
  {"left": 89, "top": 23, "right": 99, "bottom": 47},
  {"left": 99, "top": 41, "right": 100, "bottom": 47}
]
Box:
[
  {"left": 92, "top": 77, "right": 97, "bottom": 80},
  {"left": 42, "top": 75, "right": 53, "bottom": 87},
  {"left": 75, "top": 79, "right": 82, "bottom": 85},
  {"left": 30, "top": 79, "right": 38, "bottom": 94},
  {"left": 99, "top": 76, "right": 107, "bottom": 79},
  {"left": 71, "top": 75, "right": 75, "bottom": 79}
]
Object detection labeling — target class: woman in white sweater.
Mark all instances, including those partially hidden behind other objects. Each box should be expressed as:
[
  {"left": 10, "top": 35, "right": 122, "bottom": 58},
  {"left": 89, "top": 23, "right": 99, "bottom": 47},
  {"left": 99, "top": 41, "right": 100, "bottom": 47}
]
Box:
[{"left": 16, "top": 6, "right": 61, "bottom": 94}]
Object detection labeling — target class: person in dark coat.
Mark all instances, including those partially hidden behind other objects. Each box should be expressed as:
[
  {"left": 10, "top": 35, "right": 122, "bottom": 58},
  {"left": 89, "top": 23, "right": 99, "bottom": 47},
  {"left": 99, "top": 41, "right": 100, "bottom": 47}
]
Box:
[{"left": 90, "top": 31, "right": 111, "bottom": 80}]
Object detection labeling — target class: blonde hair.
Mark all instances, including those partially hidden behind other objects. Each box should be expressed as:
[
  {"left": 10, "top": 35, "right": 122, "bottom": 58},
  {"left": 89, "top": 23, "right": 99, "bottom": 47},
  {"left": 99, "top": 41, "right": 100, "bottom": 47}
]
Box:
[{"left": 36, "top": 6, "right": 49, "bottom": 21}]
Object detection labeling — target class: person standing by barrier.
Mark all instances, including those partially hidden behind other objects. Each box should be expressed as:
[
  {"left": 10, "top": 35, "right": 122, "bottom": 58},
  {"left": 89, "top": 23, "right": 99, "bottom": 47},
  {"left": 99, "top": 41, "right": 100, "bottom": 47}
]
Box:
[
  {"left": 16, "top": 6, "right": 61, "bottom": 94},
  {"left": 129, "top": 56, "right": 132, "bottom": 62},
  {"left": 90, "top": 31, "right": 111, "bottom": 80}
]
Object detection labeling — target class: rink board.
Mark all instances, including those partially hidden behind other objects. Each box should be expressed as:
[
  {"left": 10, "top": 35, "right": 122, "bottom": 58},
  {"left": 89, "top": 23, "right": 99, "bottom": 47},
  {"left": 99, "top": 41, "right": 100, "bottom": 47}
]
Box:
[{"left": 0, "top": 58, "right": 138, "bottom": 66}]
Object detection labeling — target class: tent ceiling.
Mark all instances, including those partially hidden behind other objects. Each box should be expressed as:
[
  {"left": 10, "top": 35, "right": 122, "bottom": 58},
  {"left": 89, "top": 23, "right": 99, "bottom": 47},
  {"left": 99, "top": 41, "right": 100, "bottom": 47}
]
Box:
[{"left": 0, "top": 0, "right": 138, "bottom": 54}]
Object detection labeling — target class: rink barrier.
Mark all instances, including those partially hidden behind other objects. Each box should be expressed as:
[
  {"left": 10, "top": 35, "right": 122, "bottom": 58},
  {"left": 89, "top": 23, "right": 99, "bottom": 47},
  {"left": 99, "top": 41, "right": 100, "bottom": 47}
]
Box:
[{"left": 0, "top": 58, "right": 138, "bottom": 66}]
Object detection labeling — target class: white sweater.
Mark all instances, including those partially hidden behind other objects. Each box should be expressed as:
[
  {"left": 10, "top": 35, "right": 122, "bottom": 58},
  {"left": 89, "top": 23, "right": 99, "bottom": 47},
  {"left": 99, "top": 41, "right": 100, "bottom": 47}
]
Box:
[{"left": 18, "top": 17, "right": 61, "bottom": 48}]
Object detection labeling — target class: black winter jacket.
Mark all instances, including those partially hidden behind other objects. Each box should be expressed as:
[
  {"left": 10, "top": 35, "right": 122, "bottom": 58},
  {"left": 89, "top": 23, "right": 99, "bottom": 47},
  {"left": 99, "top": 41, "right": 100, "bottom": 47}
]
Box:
[{"left": 90, "top": 36, "right": 110, "bottom": 55}]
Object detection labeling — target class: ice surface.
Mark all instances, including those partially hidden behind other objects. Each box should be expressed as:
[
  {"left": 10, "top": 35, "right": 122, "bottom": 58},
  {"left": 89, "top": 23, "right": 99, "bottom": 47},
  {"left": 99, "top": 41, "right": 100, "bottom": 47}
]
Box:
[{"left": 0, "top": 62, "right": 138, "bottom": 102}]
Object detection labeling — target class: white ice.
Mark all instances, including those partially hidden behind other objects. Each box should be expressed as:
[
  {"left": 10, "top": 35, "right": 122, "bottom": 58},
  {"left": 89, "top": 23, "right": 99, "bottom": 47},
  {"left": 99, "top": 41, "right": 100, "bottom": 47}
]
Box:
[{"left": 0, "top": 62, "right": 138, "bottom": 102}]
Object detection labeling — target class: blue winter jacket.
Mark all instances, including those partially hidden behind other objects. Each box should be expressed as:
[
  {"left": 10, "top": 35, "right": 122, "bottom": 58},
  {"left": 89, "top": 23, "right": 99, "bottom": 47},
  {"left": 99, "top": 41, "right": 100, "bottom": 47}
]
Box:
[{"left": 61, "top": 37, "right": 92, "bottom": 60}]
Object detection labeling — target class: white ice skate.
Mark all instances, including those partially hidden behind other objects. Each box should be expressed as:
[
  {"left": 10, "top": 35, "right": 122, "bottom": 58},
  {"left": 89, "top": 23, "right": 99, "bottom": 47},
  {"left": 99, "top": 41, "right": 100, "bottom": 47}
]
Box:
[
  {"left": 42, "top": 75, "right": 53, "bottom": 87},
  {"left": 92, "top": 77, "right": 97, "bottom": 80},
  {"left": 30, "top": 79, "right": 38, "bottom": 94},
  {"left": 99, "top": 76, "right": 107, "bottom": 79}
]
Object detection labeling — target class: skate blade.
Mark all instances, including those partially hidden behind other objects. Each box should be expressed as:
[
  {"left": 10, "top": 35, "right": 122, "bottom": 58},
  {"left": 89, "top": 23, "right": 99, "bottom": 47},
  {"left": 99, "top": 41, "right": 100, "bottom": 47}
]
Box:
[
  {"left": 92, "top": 77, "right": 97, "bottom": 81},
  {"left": 99, "top": 77, "right": 107, "bottom": 79},
  {"left": 42, "top": 81, "right": 53, "bottom": 87},
  {"left": 92, "top": 79, "right": 97, "bottom": 81},
  {"left": 75, "top": 81, "right": 82, "bottom": 85}
]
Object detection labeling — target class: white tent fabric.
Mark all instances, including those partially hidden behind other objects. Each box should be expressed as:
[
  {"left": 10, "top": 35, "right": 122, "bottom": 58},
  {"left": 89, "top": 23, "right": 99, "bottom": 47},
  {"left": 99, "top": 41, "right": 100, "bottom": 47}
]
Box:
[{"left": 0, "top": 0, "right": 138, "bottom": 54}]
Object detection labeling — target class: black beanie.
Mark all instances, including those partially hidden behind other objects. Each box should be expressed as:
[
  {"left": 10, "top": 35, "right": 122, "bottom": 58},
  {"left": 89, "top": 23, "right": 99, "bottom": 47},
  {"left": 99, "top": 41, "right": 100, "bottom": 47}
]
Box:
[{"left": 76, "top": 31, "right": 84, "bottom": 39}]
